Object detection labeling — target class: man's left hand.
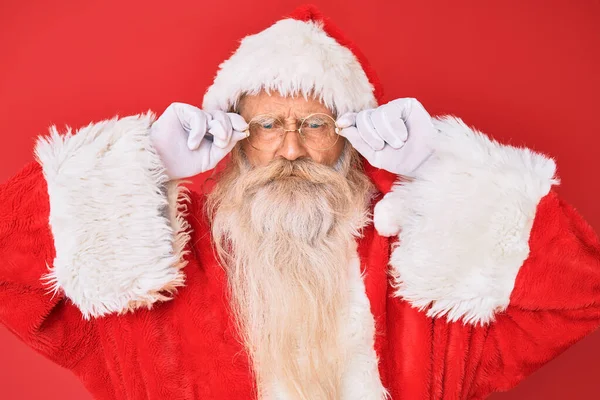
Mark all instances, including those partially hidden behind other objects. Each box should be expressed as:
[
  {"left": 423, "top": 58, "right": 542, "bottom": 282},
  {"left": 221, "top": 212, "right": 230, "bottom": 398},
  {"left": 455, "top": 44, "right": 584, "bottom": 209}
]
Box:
[{"left": 337, "top": 98, "right": 436, "bottom": 177}]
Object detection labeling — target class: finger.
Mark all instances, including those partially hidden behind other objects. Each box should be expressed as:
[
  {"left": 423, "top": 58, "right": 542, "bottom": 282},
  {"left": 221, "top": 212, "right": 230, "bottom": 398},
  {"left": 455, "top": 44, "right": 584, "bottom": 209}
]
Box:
[
  {"left": 186, "top": 109, "right": 210, "bottom": 151},
  {"left": 338, "top": 126, "right": 376, "bottom": 161},
  {"left": 227, "top": 112, "right": 249, "bottom": 132},
  {"left": 371, "top": 103, "right": 408, "bottom": 148},
  {"left": 208, "top": 110, "right": 233, "bottom": 149},
  {"left": 356, "top": 110, "right": 385, "bottom": 151},
  {"left": 336, "top": 113, "right": 357, "bottom": 129}
]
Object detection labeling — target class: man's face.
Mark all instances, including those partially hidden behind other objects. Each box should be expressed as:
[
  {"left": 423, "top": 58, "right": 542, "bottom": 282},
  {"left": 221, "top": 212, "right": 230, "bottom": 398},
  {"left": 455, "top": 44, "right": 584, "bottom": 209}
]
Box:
[{"left": 238, "top": 91, "right": 346, "bottom": 166}]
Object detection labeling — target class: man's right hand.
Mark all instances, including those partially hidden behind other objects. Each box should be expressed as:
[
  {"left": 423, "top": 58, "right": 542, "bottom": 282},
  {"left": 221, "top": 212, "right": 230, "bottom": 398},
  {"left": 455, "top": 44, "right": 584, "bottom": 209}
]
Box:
[{"left": 150, "top": 102, "right": 248, "bottom": 179}]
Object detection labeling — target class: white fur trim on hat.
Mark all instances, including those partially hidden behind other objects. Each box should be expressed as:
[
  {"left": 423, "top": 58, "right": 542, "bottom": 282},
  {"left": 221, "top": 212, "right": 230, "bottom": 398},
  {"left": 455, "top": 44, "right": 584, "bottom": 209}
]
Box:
[
  {"left": 35, "top": 113, "right": 191, "bottom": 319},
  {"left": 202, "top": 18, "right": 377, "bottom": 115},
  {"left": 373, "top": 116, "right": 558, "bottom": 325}
]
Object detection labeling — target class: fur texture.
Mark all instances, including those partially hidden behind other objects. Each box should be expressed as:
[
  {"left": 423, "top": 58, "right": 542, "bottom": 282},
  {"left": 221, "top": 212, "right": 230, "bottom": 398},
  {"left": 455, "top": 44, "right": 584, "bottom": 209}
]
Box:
[
  {"left": 374, "top": 116, "right": 559, "bottom": 325},
  {"left": 202, "top": 17, "right": 377, "bottom": 115},
  {"left": 34, "top": 113, "right": 191, "bottom": 318}
]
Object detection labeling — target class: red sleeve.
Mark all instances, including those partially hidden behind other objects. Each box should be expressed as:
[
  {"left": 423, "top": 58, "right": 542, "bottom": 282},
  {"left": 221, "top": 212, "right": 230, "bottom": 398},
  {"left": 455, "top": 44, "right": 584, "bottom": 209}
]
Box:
[
  {"left": 0, "top": 162, "right": 94, "bottom": 369},
  {"left": 472, "top": 190, "right": 600, "bottom": 397}
]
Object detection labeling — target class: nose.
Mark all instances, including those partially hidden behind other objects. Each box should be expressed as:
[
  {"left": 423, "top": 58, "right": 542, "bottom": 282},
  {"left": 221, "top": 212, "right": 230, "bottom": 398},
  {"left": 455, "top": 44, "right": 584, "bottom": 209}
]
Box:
[{"left": 275, "top": 129, "right": 309, "bottom": 161}]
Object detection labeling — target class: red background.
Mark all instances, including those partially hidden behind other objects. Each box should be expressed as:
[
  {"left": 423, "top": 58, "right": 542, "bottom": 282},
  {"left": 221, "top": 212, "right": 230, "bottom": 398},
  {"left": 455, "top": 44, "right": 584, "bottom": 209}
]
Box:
[{"left": 1, "top": 0, "right": 599, "bottom": 398}]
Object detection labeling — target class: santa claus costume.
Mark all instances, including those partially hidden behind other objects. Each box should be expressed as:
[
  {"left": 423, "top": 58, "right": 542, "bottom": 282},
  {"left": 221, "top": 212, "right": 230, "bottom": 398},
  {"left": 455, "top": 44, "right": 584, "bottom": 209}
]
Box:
[{"left": 1, "top": 4, "right": 599, "bottom": 400}]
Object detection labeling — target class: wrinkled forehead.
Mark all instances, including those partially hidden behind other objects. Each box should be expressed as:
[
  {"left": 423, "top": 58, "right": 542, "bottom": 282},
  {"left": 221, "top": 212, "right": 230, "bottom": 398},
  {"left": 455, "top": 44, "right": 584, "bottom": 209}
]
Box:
[{"left": 236, "top": 90, "right": 335, "bottom": 119}]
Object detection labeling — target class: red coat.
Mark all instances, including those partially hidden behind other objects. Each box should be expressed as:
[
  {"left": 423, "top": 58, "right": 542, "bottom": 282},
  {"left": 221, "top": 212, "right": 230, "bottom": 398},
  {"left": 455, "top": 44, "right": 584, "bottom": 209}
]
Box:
[{"left": 1, "top": 113, "right": 599, "bottom": 399}]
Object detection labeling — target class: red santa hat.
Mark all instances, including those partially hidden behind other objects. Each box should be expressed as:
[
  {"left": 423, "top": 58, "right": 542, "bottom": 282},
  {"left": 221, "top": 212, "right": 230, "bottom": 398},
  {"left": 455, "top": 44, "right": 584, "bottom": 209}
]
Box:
[{"left": 202, "top": 4, "right": 384, "bottom": 116}]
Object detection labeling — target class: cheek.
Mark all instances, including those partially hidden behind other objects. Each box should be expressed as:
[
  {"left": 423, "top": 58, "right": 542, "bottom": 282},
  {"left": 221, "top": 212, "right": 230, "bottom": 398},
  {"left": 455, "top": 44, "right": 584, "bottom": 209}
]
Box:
[
  {"left": 241, "top": 140, "right": 276, "bottom": 166},
  {"left": 308, "top": 138, "right": 346, "bottom": 166}
]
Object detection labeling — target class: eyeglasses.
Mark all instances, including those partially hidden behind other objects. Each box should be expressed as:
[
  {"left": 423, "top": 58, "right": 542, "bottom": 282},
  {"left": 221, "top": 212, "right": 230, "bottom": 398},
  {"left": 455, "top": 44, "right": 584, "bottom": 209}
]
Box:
[{"left": 243, "top": 113, "right": 340, "bottom": 152}]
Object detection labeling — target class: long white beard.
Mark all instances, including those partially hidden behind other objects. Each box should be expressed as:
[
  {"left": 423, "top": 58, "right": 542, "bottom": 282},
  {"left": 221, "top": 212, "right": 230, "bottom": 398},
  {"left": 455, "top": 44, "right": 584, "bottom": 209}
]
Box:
[{"left": 206, "top": 145, "right": 373, "bottom": 399}]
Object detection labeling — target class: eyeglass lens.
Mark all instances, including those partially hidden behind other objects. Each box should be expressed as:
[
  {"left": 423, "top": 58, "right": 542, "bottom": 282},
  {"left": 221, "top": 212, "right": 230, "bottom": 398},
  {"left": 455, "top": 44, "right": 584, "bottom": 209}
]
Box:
[{"left": 247, "top": 113, "right": 338, "bottom": 151}]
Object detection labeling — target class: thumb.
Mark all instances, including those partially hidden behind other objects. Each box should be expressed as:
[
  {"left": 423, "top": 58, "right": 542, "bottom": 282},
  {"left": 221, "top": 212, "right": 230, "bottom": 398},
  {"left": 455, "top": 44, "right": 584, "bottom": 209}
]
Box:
[
  {"left": 338, "top": 126, "right": 376, "bottom": 161},
  {"left": 227, "top": 112, "right": 249, "bottom": 132},
  {"left": 207, "top": 129, "right": 246, "bottom": 168},
  {"left": 336, "top": 112, "right": 357, "bottom": 129},
  {"left": 231, "top": 129, "right": 248, "bottom": 143}
]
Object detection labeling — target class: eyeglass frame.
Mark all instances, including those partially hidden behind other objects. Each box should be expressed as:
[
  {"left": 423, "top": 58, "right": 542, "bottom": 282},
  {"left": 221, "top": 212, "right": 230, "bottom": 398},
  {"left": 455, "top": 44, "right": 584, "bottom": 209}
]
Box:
[{"left": 242, "top": 112, "right": 341, "bottom": 152}]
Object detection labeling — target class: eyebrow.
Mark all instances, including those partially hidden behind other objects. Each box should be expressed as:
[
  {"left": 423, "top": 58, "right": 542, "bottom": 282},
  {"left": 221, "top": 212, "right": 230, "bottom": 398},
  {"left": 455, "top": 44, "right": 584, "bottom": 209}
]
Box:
[{"left": 256, "top": 112, "right": 332, "bottom": 120}]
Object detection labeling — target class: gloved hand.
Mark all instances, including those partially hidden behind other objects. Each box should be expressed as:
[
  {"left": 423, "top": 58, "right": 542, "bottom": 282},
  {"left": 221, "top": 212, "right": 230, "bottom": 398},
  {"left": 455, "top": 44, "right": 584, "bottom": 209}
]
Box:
[
  {"left": 150, "top": 102, "right": 248, "bottom": 179},
  {"left": 337, "top": 98, "right": 436, "bottom": 177}
]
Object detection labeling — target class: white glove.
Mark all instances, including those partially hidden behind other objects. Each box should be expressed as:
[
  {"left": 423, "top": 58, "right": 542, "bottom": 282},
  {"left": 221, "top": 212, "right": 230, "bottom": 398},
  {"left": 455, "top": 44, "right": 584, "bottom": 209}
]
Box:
[
  {"left": 337, "top": 98, "right": 436, "bottom": 177},
  {"left": 150, "top": 102, "right": 248, "bottom": 179}
]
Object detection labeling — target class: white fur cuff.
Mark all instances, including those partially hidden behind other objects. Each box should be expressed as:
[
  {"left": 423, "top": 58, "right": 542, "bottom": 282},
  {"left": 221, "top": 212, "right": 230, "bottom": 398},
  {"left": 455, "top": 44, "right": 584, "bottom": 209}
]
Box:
[
  {"left": 35, "top": 113, "right": 190, "bottom": 319},
  {"left": 374, "top": 116, "right": 558, "bottom": 325}
]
